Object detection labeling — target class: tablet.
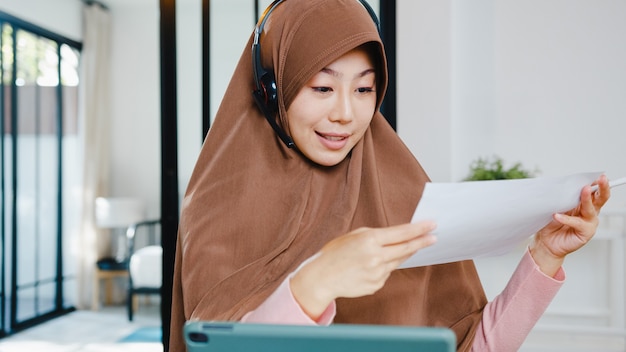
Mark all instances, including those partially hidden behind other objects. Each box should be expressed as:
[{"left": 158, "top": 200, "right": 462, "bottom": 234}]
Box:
[{"left": 184, "top": 321, "right": 456, "bottom": 352}]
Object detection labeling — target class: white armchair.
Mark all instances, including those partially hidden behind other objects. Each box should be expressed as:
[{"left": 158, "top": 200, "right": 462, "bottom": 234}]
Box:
[{"left": 126, "top": 219, "right": 161, "bottom": 321}]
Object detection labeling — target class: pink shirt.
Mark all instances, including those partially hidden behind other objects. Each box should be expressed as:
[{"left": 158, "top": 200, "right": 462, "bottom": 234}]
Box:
[{"left": 242, "top": 248, "right": 565, "bottom": 351}]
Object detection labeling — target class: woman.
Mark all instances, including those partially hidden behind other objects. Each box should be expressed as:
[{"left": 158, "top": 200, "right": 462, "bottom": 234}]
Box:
[{"left": 169, "top": 1, "right": 610, "bottom": 351}]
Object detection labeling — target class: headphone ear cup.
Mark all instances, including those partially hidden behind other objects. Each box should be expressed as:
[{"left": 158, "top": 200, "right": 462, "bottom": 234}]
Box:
[{"left": 258, "top": 70, "right": 278, "bottom": 113}]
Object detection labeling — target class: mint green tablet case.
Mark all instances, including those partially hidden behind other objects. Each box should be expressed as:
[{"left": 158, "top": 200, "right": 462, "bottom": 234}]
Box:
[{"left": 184, "top": 321, "right": 456, "bottom": 352}]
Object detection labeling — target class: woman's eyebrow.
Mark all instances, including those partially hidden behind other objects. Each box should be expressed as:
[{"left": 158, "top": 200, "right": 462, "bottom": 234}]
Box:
[
  {"left": 357, "top": 68, "right": 375, "bottom": 78},
  {"left": 320, "top": 67, "right": 375, "bottom": 79}
]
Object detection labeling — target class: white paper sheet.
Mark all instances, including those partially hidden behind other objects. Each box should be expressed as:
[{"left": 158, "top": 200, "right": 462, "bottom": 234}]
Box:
[{"left": 398, "top": 172, "right": 602, "bottom": 269}]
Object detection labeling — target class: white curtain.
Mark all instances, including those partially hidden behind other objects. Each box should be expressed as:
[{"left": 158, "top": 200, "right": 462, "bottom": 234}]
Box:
[{"left": 76, "top": 3, "right": 112, "bottom": 309}]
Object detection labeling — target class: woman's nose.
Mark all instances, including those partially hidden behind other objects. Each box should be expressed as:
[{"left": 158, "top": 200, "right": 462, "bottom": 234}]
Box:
[{"left": 329, "top": 90, "right": 354, "bottom": 123}]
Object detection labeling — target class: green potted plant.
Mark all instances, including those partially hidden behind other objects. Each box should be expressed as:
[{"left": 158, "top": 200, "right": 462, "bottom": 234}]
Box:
[{"left": 464, "top": 156, "right": 537, "bottom": 181}]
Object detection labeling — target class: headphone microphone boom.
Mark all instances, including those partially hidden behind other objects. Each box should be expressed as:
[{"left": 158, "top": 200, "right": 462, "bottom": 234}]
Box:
[{"left": 251, "top": 0, "right": 380, "bottom": 149}]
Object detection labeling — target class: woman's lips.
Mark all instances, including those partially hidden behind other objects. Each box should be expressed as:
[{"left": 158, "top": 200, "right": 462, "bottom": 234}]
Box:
[{"left": 316, "top": 132, "right": 350, "bottom": 150}]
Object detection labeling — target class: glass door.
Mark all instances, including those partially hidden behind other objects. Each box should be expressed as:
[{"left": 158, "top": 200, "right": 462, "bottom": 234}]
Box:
[{"left": 0, "top": 14, "right": 80, "bottom": 335}]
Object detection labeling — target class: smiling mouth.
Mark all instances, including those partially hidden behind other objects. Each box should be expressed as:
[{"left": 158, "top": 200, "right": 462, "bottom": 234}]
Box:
[{"left": 316, "top": 132, "right": 349, "bottom": 141}]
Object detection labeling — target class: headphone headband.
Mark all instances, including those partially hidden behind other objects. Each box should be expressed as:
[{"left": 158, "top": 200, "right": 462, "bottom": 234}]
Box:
[{"left": 252, "top": 0, "right": 283, "bottom": 91}]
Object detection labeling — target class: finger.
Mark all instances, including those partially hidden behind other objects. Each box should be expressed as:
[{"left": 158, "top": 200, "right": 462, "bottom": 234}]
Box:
[
  {"left": 578, "top": 184, "right": 597, "bottom": 220},
  {"left": 373, "top": 221, "right": 437, "bottom": 247},
  {"left": 592, "top": 174, "right": 610, "bottom": 210},
  {"left": 553, "top": 212, "right": 596, "bottom": 236},
  {"left": 579, "top": 174, "right": 609, "bottom": 219},
  {"left": 385, "top": 237, "right": 435, "bottom": 270},
  {"left": 381, "top": 233, "right": 437, "bottom": 265}
]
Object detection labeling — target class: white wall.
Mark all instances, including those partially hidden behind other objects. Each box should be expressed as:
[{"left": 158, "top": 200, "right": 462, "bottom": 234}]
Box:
[
  {"left": 396, "top": 1, "right": 626, "bottom": 346},
  {"left": 176, "top": 0, "right": 202, "bottom": 202},
  {"left": 492, "top": 0, "right": 626, "bottom": 205},
  {"left": 105, "top": 1, "right": 161, "bottom": 219},
  {"left": 397, "top": 0, "right": 454, "bottom": 182},
  {"left": 397, "top": 0, "right": 626, "bottom": 208}
]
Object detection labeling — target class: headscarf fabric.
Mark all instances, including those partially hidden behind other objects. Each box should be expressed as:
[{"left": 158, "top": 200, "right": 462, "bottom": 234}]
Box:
[{"left": 169, "top": 1, "right": 487, "bottom": 351}]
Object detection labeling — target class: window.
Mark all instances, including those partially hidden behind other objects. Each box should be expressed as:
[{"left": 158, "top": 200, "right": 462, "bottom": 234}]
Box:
[{"left": 0, "top": 11, "right": 80, "bottom": 335}]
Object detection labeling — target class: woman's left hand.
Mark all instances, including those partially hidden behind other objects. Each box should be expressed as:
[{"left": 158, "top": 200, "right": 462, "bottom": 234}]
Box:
[{"left": 530, "top": 174, "right": 611, "bottom": 276}]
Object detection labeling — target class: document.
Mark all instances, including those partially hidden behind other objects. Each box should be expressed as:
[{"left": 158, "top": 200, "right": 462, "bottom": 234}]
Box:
[{"left": 398, "top": 172, "right": 602, "bottom": 268}]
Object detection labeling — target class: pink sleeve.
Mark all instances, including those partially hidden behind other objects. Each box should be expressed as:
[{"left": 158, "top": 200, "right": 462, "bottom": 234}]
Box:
[
  {"left": 241, "top": 275, "right": 336, "bottom": 325},
  {"left": 471, "top": 247, "right": 565, "bottom": 351}
]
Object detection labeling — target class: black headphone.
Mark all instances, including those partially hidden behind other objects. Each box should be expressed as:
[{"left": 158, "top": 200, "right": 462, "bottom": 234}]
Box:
[{"left": 252, "top": 0, "right": 380, "bottom": 148}]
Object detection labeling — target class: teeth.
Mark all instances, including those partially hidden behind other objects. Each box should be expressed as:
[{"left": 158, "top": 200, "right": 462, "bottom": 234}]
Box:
[{"left": 325, "top": 135, "right": 345, "bottom": 141}]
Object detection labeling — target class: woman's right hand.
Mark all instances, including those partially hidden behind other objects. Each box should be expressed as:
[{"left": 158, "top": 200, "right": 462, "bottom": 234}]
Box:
[{"left": 290, "top": 221, "right": 437, "bottom": 320}]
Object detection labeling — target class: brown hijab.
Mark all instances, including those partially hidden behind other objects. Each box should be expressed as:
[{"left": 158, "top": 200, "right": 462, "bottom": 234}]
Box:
[{"left": 169, "top": 1, "right": 487, "bottom": 351}]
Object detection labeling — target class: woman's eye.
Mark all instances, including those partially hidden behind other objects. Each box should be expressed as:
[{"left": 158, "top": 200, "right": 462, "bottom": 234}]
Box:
[
  {"left": 313, "top": 87, "right": 332, "bottom": 93},
  {"left": 357, "top": 87, "right": 374, "bottom": 93}
]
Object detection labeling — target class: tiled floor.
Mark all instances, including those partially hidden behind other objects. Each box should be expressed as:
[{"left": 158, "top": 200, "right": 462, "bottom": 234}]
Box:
[{"left": 0, "top": 304, "right": 162, "bottom": 352}]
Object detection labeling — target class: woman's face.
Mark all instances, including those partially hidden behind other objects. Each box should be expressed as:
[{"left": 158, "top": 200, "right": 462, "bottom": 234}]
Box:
[{"left": 286, "top": 47, "right": 377, "bottom": 167}]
